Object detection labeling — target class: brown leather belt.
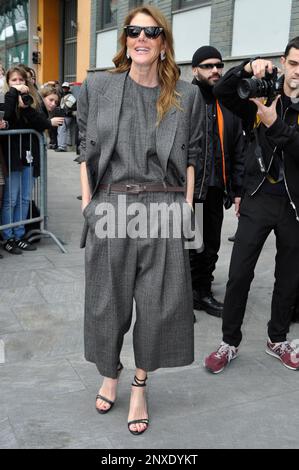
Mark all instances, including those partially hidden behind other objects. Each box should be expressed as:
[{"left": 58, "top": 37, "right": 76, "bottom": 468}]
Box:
[{"left": 98, "top": 183, "right": 185, "bottom": 194}]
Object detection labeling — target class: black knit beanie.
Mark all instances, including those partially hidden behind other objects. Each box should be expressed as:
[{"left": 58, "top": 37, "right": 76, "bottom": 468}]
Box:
[{"left": 192, "top": 46, "right": 222, "bottom": 67}]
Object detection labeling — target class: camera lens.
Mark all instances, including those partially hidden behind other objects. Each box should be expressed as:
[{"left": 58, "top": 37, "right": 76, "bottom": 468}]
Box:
[
  {"left": 237, "top": 67, "right": 281, "bottom": 101},
  {"left": 21, "top": 94, "right": 34, "bottom": 106},
  {"left": 237, "top": 78, "right": 259, "bottom": 99}
]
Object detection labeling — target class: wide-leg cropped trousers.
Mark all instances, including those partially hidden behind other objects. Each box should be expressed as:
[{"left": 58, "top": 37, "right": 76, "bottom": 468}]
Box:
[{"left": 83, "top": 191, "right": 194, "bottom": 378}]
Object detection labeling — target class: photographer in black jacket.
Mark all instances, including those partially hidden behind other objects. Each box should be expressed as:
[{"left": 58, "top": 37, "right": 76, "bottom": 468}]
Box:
[
  {"left": 205, "top": 37, "right": 299, "bottom": 373},
  {"left": 1, "top": 66, "right": 63, "bottom": 254},
  {"left": 190, "top": 46, "right": 245, "bottom": 318}
]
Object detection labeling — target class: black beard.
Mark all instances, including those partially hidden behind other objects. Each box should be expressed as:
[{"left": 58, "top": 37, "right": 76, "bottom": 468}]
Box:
[{"left": 195, "top": 76, "right": 216, "bottom": 89}]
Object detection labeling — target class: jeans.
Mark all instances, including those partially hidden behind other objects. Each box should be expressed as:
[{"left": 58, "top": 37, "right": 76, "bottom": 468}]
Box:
[
  {"left": 1, "top": 166, "right": 34, "bottom": 240},
  {"left": 57, "top": 117, "right": 73, "bottom": 149}
]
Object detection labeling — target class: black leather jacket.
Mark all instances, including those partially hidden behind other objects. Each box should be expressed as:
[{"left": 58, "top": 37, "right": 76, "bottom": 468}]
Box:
[
  {"left": 192, "top": 79, "right": 245, "bottom": 207},
  {"left": 213, "top": 61, "right": 299, "bottom": 222},
  {"left": 3, "top": 87, "right": 51, "bottom": 178}
]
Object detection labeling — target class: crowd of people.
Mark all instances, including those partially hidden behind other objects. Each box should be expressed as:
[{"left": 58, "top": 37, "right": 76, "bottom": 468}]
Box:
[{"left": 0, "top": 65, "right": 77, "bottom": 256}]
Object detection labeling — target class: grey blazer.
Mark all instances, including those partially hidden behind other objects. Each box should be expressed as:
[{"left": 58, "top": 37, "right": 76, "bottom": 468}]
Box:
[{"left": 77, "top": 71, "right": 204, "bottom": 247}]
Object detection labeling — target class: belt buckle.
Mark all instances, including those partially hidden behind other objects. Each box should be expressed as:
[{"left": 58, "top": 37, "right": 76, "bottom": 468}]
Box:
[{"left": 126, "top": 184, "right": 143, "bottom": 194}]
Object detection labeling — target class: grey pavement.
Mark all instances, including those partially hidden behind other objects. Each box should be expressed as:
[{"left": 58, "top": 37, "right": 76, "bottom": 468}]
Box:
[{"left": 1, "top": 150, "right": 299, "bottom": 449}]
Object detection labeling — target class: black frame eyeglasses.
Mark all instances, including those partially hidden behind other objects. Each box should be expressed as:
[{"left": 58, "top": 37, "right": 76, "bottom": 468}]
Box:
[
  {"left": 124, "top": 25, "right": 164, "bottom": 39},
  {"left": 196, "top": 62, "right": 224, "bottom": 70}
]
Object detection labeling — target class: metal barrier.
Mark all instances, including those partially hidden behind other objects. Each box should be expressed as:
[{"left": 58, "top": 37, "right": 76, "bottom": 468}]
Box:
[{"left": 0, "top": 129, "right": 67, "bottom": 253}]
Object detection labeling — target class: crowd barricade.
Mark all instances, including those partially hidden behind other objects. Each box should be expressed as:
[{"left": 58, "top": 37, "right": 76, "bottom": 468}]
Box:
[{"left": 0, "top": 129, "right": 67, "bottom": 253}]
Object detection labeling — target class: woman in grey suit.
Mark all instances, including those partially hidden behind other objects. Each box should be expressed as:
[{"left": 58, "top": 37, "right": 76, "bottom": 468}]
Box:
[{"left": 77, "top": 5, "right": 203, "bottom": 435}]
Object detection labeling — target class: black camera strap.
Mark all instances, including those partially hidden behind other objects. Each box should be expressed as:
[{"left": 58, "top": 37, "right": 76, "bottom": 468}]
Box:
[{"left": 253, "top": 128, "right": 266, "bottom": 174}]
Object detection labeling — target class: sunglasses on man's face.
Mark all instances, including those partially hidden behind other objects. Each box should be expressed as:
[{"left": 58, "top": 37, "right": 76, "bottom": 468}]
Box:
[
  {"left": 124, "top": 25, "right": 164, "bottom": 39},
  {"left": 196, "top": 62, "right": 224, "bottom": 70}
]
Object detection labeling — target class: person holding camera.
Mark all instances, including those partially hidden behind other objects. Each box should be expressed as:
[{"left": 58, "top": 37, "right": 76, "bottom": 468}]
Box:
[
  {"left": 204, "top": 36, "right": 299, "bottom": 373},
  {"left": 40, "top": 86, "right": 64, "bottom": 125},
  {"left": 1, "top": 66, "right": 63, "bottom": 254},
  {"left": 39, "top": 86, "right": 65, "bottom": 155},
  {"left": 190, "top": 46, "right": 245, "bottom": 319},
  {"left": 41, "top": 80, "right": 63, "bottom": 150}
]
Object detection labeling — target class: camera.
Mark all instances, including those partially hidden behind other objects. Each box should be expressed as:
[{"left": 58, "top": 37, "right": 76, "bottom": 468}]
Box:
[
  {"left": 19, "top": 92, "right": 34, "bottom": 106},
  {"left": 52, "top": 106, "right": 66, "bottom": 118},
  {"left": 237, "top": 67, "right": 283, "bottom": 101}
]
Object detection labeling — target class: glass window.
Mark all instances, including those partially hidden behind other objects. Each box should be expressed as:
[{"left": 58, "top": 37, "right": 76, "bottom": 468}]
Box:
[
  {"left": 173, "top": 5, "right": 211, "bottom": 62},
  {"left": 96, "top": 29, "right": 118, "bottom": 68},
  {"left": 232, "top": 0, "right": 292, "bottom": 56},
  {"left": 96, "top": 0, "right": 118, "bottom": 31},
  {"left": 0, "top": 0, "right": 29, "bottom": 68},
  {"left": 63, "top": 0, "right": 77, "bottom": 83}
]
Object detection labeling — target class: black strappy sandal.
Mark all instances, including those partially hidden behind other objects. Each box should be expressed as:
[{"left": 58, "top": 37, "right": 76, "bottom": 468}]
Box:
[
  {"left": 95, "top": 362, "right": 123, "bottom": 414},
  {"left": 128, "top": 375, "right": 149, "bottom": 436}
]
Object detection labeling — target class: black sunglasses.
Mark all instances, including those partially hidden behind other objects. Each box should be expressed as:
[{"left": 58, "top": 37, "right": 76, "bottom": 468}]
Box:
[
  {"left": 196, "top": 62, "right": 224, "bottom": 70},
  {"left": 124, "top": 25, "right": 164, "bottom": 39}
]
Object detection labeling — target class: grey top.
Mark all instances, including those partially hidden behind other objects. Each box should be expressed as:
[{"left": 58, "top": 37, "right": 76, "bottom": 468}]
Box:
[{"left": 102, "top": 75, "right": 177, "bottom": 185}]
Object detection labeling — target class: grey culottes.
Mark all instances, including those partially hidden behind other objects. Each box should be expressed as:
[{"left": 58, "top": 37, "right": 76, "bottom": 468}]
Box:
[{"left": 83, "top": 191, "right": 194, "bottom": 378}]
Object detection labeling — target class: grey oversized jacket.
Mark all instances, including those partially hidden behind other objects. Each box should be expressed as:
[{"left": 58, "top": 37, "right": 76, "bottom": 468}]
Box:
[{"left": 77, "top": 70, "right": 205, "bottom": 246}]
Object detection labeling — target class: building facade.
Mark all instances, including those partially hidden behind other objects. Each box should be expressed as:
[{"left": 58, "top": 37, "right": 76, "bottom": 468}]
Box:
[
  {"left": 1, "top": 0, "right": 299, "bottom": 85},
  {"left": 91, "top": 0, "right": 299, "bottom": 81},
  {"left": 0, "top": 0, "right": 91, "bottom": 84}
]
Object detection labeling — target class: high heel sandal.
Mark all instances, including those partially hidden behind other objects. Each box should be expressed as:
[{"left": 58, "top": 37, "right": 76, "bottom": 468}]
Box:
[
  {"left": 128, "top": 375, "right": 149, "bottom": 436},
  {"left": 95, "top": 362, "right": 123, "bottom": 414}
]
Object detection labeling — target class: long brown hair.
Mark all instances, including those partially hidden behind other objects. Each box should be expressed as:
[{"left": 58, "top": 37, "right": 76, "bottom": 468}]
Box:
[
  {"left": 5, "top": 66, "right": 40, "bottom": 109},
  {"left": 112, "top": 5, "right": 181, "bottom": 123}
]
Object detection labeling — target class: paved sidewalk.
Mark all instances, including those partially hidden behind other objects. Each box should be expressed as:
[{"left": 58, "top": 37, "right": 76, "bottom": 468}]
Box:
[{"left": 1, "top": 150, "right": 299, "bottom": 449}]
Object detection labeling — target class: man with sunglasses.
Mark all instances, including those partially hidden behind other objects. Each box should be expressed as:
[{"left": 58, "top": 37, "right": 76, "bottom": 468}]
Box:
[{"left": 190, "top": 46, "right": 245, "bottom": 319}]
